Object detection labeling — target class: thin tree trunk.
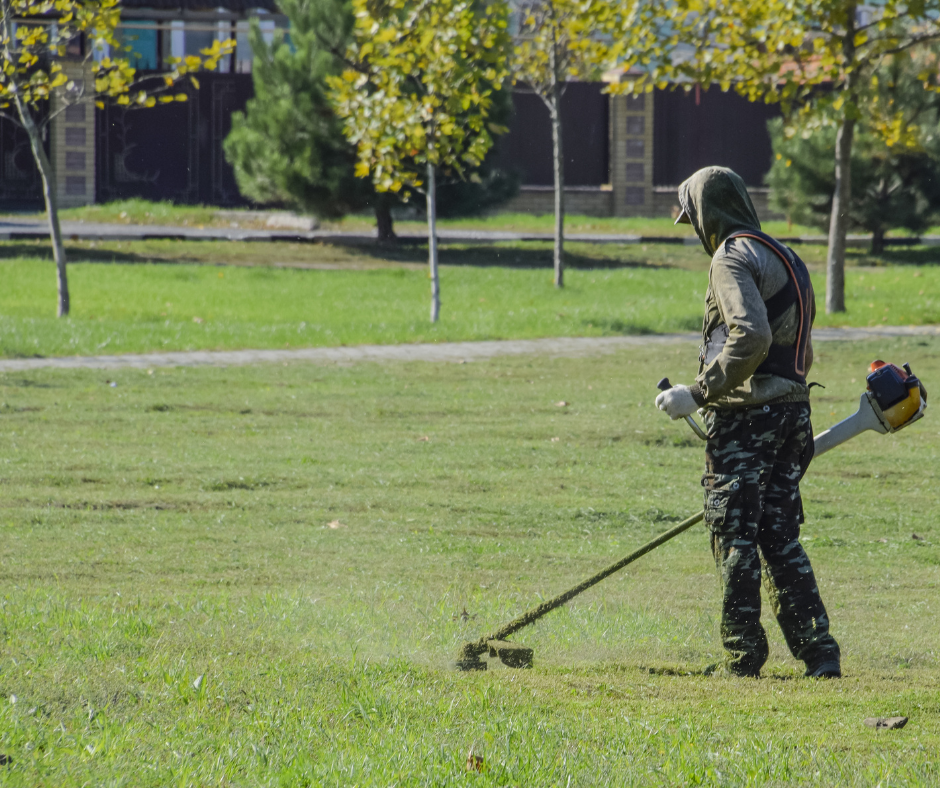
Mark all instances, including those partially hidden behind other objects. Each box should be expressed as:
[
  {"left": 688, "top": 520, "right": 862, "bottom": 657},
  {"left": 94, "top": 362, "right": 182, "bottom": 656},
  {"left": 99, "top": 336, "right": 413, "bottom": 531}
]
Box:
[
  {"left": 17, "top": 99, "right": 69, "bottom": 317},
  {"left": 870, "top": 179, "right": 888, "bottom": 255},
  {"left": 826, "top": 111, "right": 854, "bottom": 314},
  {"left": 871, "top": 225, "right": 885, "bottom": 255},
  {"left": 825, "top": 7, "right": 857, "bottom": 315},
  {"left": 427, "top": 161, "right": 440, "bottom": 323},
  {"left": 548, "top": 47, "right": 564, "bottom": 288},
  {"left": 374, "top": 195, "right": 396, "bottom": 242}
]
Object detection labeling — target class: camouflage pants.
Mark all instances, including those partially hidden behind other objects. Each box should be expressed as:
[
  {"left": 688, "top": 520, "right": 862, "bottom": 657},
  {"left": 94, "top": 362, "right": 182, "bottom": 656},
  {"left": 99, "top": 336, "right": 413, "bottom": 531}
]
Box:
[{"left": 703, "top": 402, "right": 840, "bottom": 676}]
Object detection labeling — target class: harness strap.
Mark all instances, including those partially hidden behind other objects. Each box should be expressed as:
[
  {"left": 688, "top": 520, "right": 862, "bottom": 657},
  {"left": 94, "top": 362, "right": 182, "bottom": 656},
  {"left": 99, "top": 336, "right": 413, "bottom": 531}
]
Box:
[{"left": 725, "top": 230, "right": 812, "bottom": 383}]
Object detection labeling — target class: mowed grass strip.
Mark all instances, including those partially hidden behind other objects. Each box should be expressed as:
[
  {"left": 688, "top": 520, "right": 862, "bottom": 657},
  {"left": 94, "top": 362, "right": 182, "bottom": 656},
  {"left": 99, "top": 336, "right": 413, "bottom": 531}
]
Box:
[
  {"left": 0, "top": 338, "right": 939, "bottom": 784},
  {"left": 2, "top": 238, "right": 940, "bottom": 358}
]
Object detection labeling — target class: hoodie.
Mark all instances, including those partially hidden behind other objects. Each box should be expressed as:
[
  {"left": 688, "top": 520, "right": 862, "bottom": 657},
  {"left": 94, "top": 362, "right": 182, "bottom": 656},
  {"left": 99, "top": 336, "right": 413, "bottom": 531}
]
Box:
[{"left": 677, "top": 167, "right": 814, "bottom": 409}]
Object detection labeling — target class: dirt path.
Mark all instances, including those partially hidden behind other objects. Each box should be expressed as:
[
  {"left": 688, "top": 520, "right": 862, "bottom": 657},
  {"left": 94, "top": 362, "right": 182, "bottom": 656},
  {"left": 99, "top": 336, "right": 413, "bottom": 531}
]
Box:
[{"left": 0, "top": 326, "right": 937, "bottom": 373}]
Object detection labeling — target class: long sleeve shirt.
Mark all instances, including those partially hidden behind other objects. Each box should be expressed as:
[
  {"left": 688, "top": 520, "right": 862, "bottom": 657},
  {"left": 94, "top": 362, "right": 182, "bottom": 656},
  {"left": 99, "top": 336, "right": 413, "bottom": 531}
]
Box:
[{"left": 689, "top": 236, "right": 814, "bottom": 409}]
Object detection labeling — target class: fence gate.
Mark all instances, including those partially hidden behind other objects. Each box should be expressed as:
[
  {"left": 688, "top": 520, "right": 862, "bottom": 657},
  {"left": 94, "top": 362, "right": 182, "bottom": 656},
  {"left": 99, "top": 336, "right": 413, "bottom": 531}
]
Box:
[{"left": 96, "top": 73, "right": 253, "bottom": 206}]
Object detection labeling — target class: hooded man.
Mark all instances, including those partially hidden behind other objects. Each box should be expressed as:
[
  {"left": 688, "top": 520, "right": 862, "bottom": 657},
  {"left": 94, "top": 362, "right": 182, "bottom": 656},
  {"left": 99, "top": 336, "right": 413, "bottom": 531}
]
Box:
[{"left": 654, "top": 166, "right": 841, "bottom": 679}]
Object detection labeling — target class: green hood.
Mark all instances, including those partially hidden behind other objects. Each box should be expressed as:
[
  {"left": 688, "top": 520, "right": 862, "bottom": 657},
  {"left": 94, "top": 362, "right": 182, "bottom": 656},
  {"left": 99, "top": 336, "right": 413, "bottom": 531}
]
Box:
[{"left": 677, "top": 167, "right": 761, "bottom": 256}]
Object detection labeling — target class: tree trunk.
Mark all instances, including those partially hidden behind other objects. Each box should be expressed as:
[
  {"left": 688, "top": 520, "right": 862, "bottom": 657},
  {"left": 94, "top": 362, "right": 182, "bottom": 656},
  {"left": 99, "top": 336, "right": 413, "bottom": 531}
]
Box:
[
  {"left": 825, "top": 8, "right": 857, "bottom": 315},
  {"left": 426, "top": 161, "right": 440, "bottom": 323},
  {"left": 549, "top": 53, "right": 564, "bottom": 288},
  {"left": 374, "top": 195, "right": 396, "bottom": 242},
  {"left": 826, "top": 112, "right": 854, "bottom": 314},
  {"left": 870, "top": 225, "right": 885, "bottom": 255},
  {"left": 870, "top": 179, "right": 888, "bottom": 255},
  {"left": 15, "top": 99, "right": 70, "bottom": 317}
]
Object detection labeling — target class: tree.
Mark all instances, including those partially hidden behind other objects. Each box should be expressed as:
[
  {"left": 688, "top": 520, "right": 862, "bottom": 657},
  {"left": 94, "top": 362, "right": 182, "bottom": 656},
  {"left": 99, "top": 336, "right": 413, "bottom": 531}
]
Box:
[
  {"left": 223, "top": 0, "right": 397, "bottom": 240},
  {"left": 435, "top": 84, "right": 519, "bottom": 218},
  {"left": 0, "top": 0, "right": 230, "bottom": 316},
  {"left": 769, "top": 120, "right": 940, "bottom": 252},
  {"left": 767, "top": 50, "right": 940, "bottom": 253},
  {"left": 329, "top": 0, "right": 512, "bottom": 323},
  {"left": 669, "top": 1, "right": 940, "bottom": 313},
  {"left": 510, "top": 0, "right": 633, "bottom": 288}
]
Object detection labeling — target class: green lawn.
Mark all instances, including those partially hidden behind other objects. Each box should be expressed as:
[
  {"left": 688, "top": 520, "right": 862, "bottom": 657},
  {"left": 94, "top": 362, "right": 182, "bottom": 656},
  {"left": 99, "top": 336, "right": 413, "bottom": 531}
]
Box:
[
  {"left": 41, "top": 196, "right": 940, "bottom": 238},
  {"left": 1, "top": 237, "right": 939, "bottom": 358},
  {"left": 39, "top": 198, "right": 827, "bottom": 238},
  {"left": 1, "top": 337, "right": 939, "bottom": 785}
]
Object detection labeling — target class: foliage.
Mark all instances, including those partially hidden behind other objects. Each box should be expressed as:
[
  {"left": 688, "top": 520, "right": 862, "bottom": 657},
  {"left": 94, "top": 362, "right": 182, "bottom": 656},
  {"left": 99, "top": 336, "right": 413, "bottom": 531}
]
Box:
[
  {"left": 768, "top": 123, "right": 940, "bottom": 250},
  {"left": 328, "top": 0, "right": 512, "bottom": 199},
  {"left": 0, "top": 0, "right": 228, "bottom": 114},
  {"left": 0, "top": 0, "right": 231, "bottom": 317},
  {"left": 225, "top": 0, "right": 516, "bottom": 224},
  {"left": 659, "top": 0, "right": 940, "bottom": 312},
  {"left": 434, "top": 85, "right": 519, "bottom": 218},
  {"left": 223, "top": 0, "right": 374, "bottom": 220},
  {"left": 510, "top": 0, "right": 636, "bottom": 288},
  {"left": 329, "top": 0, "right": 513, "bottom": 322},
  {"left": 668, "top": 1, "right": 940, "bottom": 117},
  {"left": 767, "top": 49, "right": 940, "bottom": 251},
  {"left": 511, "top": 0, "right": 651, "bottom": 94}
]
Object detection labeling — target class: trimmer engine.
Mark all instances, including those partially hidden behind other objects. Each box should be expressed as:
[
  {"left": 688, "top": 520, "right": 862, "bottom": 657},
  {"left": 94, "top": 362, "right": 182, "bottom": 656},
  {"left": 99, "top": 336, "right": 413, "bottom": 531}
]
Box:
[
  {"left": 866, "top": 360, "right": 927, "bottom": 432},
  {"left": 813, "top": 360, "right": 927, "bottom": 456}
]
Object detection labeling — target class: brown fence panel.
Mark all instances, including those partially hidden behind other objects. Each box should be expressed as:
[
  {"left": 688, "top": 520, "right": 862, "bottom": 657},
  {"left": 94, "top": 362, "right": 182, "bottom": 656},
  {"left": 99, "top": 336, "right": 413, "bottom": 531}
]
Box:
[
  {"left": 96, "top": 73, "right": 253, "bottom": 205},
  {"left": 653, "top": 86, "right": 780, "bottom": 187},
  {"left": 497, "top": 82, "right": 609, "bottom": 187},
  {"left": 0, "top": 111, "right": 45, "bottom": 209}
]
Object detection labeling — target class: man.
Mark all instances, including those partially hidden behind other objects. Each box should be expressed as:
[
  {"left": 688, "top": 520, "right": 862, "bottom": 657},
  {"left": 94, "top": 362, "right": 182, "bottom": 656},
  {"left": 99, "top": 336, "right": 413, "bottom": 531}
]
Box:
[{"left": 654, "top": 166, "right": 841, "bottom": 679}]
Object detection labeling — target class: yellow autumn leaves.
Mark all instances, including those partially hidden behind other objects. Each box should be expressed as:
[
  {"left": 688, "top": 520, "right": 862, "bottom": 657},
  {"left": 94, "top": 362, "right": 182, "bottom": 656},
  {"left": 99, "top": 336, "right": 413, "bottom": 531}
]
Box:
[{"left": 1, "top": 1, "right": 232, "bottom": 115}]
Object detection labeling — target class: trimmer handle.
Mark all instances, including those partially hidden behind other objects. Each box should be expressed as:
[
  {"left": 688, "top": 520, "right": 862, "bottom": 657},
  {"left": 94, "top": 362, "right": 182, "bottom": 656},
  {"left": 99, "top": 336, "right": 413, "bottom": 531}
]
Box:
[{"left": 655, "top": 377, "right": 707, "bottom": 441}]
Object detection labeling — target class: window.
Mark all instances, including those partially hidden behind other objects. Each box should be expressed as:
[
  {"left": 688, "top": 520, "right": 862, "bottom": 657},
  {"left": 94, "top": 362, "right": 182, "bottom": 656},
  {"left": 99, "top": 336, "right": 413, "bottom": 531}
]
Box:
[
  {"left": 235, "top": 19, "right": 275, "bottom": 73},
  {"left": 117, "top": 21, "right": 158, "bottom": 71}
]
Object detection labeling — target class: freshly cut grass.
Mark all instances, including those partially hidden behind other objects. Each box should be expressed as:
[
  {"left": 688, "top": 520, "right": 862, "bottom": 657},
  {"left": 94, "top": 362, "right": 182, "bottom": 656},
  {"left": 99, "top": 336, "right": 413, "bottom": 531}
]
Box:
[
  {"left": 2, "top": 237, "right": 940, "bottom": 358},
  {"left": 0, "top": 337, "right": 939, "bottom": 785}
]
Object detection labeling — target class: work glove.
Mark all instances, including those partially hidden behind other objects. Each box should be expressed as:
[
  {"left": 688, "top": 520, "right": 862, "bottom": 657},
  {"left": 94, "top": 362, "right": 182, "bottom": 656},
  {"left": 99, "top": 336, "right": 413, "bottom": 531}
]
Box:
[{"left": 654, "top": 385, "right": 698, "bottom": 420}]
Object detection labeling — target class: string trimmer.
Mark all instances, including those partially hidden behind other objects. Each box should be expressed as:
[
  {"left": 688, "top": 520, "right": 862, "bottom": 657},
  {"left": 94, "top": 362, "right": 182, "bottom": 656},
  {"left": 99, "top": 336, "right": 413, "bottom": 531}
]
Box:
[{"left": 455, "top": 360, "right": 927, "bottom": 670}]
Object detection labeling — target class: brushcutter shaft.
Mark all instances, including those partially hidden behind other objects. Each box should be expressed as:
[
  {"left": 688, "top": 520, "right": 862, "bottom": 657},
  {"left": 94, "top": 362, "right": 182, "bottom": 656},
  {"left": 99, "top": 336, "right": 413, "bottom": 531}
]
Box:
[{"left": 461, "top": 510, "right": 705, "bottom": 659}]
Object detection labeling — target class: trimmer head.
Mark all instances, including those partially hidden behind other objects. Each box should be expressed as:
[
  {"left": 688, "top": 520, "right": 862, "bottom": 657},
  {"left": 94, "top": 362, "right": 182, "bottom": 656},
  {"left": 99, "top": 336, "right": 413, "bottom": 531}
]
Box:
[
  {"left": 487, "top": 640, "right": 534, "bottom": 668},
  {"left": 454, "top": 640, "right": 534, "bottom": 671}
]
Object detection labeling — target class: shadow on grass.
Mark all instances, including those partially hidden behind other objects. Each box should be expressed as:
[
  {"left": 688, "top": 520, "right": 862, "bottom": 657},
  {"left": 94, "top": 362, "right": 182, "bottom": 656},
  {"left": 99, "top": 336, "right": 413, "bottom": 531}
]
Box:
[
  {"left": 0, "top": 241, "right": 203, "bottom": 266},
  {"left": 0, "top": 240, "right": 674, "bottom": 270},
  {"left": 848, "top": 247, "right": 940, "bottom": 266},
  {"left": 581, "top": 315, "right": 701, "bottom": 336}
]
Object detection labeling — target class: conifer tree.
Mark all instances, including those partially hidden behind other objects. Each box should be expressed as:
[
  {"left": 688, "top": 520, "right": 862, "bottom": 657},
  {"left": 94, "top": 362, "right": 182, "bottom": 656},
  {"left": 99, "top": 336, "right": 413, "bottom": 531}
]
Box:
[
  {"left": 767, "top": 49, "right": 940, "bottom": 254},
  {"left": 224, "top": 0, "right": 398, "bottom": 239}
]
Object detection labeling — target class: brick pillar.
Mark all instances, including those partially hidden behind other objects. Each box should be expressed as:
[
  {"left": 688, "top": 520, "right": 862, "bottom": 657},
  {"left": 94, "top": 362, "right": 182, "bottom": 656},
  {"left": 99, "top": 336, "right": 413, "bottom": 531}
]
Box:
[
  {"left": 609, "top": 91, "right": 654, "bottom": 217},
  {"left": 50, "top": 60, "right": 96, "bottom": 208}
]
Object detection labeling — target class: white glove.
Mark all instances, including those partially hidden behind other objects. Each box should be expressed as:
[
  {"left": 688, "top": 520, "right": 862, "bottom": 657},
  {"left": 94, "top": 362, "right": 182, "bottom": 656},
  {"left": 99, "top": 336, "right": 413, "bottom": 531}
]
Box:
[{"left": 654, "top": 385, "right": 698, "bottom": 420}]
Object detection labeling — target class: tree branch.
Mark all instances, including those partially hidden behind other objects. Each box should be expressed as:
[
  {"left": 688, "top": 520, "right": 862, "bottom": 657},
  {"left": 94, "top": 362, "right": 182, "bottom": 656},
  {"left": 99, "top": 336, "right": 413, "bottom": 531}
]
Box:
[{"left": 858, "top": 29, "right": 940, "bottom": 67}]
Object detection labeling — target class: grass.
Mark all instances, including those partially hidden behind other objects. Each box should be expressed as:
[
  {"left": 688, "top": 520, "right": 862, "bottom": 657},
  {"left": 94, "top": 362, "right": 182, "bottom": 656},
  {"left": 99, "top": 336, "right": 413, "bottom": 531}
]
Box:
[
  {"left": 1, "top": 337, "right": 940, "bottom": 785},
  {"left": 34, "top": 196, "right": 939, "bottom": 237},
  {"left": 1, "top": 237, "right": 939, "bottom": 358},
  {"left": 20, "top": 198, "right": 831, "bottom": 238}
]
